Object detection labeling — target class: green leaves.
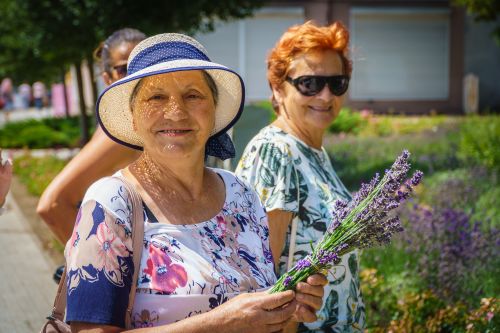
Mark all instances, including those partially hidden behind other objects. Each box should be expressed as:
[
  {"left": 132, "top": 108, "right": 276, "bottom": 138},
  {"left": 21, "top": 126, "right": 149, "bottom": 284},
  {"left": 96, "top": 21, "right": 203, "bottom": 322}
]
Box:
[
  {"left": 0, "top": 0, "right": 265, "bottom": 82},
  {"left": 454, "top": 0, "right": 500, "bottom": 45}
]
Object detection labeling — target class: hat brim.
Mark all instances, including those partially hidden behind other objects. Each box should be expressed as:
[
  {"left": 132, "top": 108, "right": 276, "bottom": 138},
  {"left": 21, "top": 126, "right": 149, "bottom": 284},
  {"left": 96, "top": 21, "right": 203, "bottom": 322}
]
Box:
[{"left": 96, "top": 59, "right": 245, "bottom": 151}]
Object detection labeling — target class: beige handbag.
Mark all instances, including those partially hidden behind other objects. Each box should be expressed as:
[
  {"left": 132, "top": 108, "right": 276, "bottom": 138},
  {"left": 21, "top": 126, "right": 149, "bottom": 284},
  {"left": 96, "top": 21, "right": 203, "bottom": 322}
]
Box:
[{"left": 39, "top": 176, "right": 144, "bottom": 332}]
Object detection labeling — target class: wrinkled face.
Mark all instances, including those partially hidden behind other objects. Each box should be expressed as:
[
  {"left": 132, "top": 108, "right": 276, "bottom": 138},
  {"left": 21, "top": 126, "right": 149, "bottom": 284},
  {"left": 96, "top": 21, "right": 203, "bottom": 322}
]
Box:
[
  {"left": 274, "top": 49, "right": 346, "bottom": 133},
  {"left": 103, "top": 42, "right": 136, "bottom": 85},
  {"left": 131, "top": 71, "right": 216, "bottom": 158}
]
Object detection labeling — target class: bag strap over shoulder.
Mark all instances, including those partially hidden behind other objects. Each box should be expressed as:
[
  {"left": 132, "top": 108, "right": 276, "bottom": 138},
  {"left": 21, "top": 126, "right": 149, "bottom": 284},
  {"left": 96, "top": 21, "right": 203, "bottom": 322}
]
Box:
[
  {"left": 120, "top": 176, "right": 144, "bottom": 329},
  {"left": 286, "top": 166, "right": 300, "bottom": 271},
  {"left": 49, "top": 270, "right": 67, "bottom": 321},
  {"left": 49, "top": 175, "right": 144, "bottom": 328}
]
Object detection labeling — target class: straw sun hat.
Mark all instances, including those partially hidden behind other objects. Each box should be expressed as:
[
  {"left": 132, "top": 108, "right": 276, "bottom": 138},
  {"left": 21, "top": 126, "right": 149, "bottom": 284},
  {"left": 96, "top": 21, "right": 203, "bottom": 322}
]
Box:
[{"left": 96, "top": 33, "right": 245, "bottom": 152}]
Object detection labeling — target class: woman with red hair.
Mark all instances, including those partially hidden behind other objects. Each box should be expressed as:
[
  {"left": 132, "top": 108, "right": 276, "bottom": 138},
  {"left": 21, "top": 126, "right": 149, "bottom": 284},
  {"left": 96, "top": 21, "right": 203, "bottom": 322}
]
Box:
[{"left": 236, "top": 21, "right": 365, "bottom": 332}]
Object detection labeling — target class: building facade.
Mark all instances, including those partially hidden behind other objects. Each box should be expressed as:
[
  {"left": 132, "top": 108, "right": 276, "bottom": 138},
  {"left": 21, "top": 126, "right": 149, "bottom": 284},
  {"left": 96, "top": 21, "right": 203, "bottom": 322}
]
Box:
[{"left": 196, "top": 0, "right": 500, "bottom": 113}]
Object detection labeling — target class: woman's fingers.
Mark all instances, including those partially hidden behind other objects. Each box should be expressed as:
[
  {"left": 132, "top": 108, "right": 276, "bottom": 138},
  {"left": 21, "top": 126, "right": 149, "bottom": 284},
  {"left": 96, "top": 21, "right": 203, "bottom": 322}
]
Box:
[
  {"left": 294, "top": 304, "right": 318, "bottom": 323},
  {"left": 296, "top": 281, "right": 325, "bottom": 298},
  {"left": 291, "top": 274, "right": 328, "bottom": 322},
  {"left": 295, "top": 291, "right": 323, "bottom": 310},
  {"left": 306, "top": 274, "right": 328, "bottom": 286},
  {"left": 263, "top": 299, "right": 298, "bottom": 324},
  {"left": 265, "top": 319, "right": 294, "bottom": 333},
  {"left": 260, "top": 290, "right": 295, "bottom": 310}
]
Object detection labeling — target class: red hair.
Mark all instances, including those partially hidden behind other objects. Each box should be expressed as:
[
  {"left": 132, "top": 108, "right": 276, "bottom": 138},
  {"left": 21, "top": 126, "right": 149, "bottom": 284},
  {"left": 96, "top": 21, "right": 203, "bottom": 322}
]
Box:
[{"left": 267, "top": 21, "right": 352, "bottom": 93}]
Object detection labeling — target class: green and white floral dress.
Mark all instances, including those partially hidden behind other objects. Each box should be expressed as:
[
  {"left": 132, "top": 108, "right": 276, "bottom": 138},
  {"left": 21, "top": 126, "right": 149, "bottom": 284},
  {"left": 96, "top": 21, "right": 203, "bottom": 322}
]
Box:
[{"left": 236, "top": 125, "right": 365, "bottom": 332}]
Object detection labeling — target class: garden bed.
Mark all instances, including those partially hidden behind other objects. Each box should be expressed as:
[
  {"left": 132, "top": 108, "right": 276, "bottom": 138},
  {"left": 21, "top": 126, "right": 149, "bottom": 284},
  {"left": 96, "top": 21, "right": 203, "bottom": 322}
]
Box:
[{"left": 324, "top": 114, "right": 499, "bottom": 332}]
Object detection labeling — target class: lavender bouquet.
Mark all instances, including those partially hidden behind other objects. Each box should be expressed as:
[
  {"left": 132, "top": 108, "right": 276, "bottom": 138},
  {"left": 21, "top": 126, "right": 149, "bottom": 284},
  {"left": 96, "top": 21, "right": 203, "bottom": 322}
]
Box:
[{"left": 270, "top": 150, "right": 423, "bottom": 293}]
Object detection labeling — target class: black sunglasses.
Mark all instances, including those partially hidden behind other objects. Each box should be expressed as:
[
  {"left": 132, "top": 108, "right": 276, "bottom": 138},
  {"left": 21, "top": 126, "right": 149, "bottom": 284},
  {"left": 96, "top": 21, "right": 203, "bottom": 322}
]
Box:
[
  {"left": 112, "top": 64, "right": 128, "bottom": 78},
  {"left": 286, "top": 75, "right": 350, "bottom": 97}
]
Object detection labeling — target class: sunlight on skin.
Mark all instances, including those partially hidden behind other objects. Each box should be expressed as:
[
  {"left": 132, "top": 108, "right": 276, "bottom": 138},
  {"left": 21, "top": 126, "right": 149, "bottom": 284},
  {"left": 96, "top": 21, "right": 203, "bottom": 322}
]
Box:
[{"left": 126, "top": 71, "right": 223, "bottom": 226}]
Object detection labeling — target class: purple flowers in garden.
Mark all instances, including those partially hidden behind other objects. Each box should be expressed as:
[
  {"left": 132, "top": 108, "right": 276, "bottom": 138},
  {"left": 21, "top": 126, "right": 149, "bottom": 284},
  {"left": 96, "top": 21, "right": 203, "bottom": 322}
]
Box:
[
  {"left": 271, "top": 150, "right": 423, "bottom": 293},
  {"left": 402, "top": 203, "right": 500, "bottom": 303}
]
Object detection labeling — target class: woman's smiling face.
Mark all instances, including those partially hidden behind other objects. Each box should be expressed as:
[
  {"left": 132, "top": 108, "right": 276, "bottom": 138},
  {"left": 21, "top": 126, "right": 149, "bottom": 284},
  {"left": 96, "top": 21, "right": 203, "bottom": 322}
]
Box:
[
  {"left": 275, "top": 49, "right": 346, "bottom": 134},
  {"left": 131, "top": 70, "right": 216, "bottom": 158}
]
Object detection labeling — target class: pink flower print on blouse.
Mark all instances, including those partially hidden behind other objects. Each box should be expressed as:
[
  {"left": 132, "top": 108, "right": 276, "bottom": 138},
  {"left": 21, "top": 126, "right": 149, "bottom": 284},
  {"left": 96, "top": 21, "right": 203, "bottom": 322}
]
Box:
[
  {"left": 143, "top": 244, "right": 188, "bottom": 293},
  {"left": 67, "top": 230, "right": 80, "bottom": 257},
  {"left": 95, "top": 221, "right": 128, "bottom": 284},
  {"left": 67, "top": 201, "right": 131, "bottom": 294},
  {"left": 215, "top": 215, "right": 228, "bottom": 238}
]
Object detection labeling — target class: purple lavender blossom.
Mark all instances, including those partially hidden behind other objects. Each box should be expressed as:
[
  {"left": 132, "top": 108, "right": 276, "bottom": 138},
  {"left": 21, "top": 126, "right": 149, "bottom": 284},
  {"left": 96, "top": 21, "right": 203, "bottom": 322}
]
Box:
[
  {"left": 401, "top": 203, "right": 498, "bottom": 304},
  {"left": 295, "top": 259, "right": 312, "bottom": 270},
  {"left": 410, "top": 170, "right": 424, "bottom": 186},
  {"left": 283, "top": 276, "right": 292, "bottom": 287},
  {"left": 333, "top": 199, "right": 348, "bottom": 211},
  {"left": 318, "top": 250, "right": 339, "bottom": 265},
  {"left": 397, "top": 190, "right": 410, "bottom": 202},
  {"left": 270, "top": 150, "right": 423, "bottom": 293}
]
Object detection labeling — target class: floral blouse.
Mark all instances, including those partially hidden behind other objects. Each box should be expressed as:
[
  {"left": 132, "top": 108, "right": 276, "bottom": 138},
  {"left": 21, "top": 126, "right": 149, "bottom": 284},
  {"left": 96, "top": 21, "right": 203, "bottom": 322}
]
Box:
[
  {"left": 236, "top": 126, "right": 365, "bottom": 332},
  {"left": 65, "top": 169, "right": 276, "bottom": 328}
]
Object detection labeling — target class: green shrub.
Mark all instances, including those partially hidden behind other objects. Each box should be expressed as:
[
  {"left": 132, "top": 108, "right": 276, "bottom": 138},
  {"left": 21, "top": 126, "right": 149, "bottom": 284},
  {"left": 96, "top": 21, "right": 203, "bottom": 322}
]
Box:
[
  {"left": 13, "top": 154, "right": 68, "bottom": 196},
  {"left": 0, "top": 116, "right": 92, "bottom": 148},
  {"left": 18, "top": 125, "right": 72, "bottom": 148},
  {"left": 250, "top": 101, "right": 276, "bottom": 122},
  {"left": 363, "top": 269, "right": 499, "bottom": 333},
  {"left": 473, "top": 186, "right": 500, "bottom": 228},
  {"left": 372, "top": 117, "right": 393, "bottom": 137},
  {"left": 366, "top": 115, "right": 450, "bottom": 136},
  {"left": 459, "top": 116, "right": 500, "bottom": 173},
  {"left": 420, "top": 168, "right": 500, "bottom": 227},
  {"left": 326, "top": 130, "right": 461, "bottom": 190},
  {"left": 328, "top": 107, "right": 367, "bottom": 134}
]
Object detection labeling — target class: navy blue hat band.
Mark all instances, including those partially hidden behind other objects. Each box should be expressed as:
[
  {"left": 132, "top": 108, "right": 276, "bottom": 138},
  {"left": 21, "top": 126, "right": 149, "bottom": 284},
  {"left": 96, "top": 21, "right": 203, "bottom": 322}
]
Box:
[{"left": 128, "top": 41, "right": 210, "bottom": 75}]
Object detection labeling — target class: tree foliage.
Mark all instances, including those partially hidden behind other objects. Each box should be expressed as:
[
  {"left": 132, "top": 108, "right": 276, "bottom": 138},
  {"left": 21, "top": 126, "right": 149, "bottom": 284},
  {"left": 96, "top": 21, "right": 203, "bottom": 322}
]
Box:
[
  {"left": 0, "top": 0, "right": 264, "bottom": 143},
  {"left": 0, "top": 0, "right": 265, "bottom": 83},
  {"left": 454, "top": 0, "right": 500, "bottom": 45}
]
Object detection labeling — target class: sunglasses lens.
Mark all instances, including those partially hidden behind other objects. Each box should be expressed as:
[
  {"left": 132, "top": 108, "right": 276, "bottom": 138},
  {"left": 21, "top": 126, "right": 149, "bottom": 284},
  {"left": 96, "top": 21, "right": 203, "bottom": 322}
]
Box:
[
  {"left": 296, "top": 77, "right": 326, "bottom": 96},
  {"left": 329, "top": 76, "right": 349, "bottom": 96},
  {"left": 114, "top": 65, "right": 128, "bottom": 78}
]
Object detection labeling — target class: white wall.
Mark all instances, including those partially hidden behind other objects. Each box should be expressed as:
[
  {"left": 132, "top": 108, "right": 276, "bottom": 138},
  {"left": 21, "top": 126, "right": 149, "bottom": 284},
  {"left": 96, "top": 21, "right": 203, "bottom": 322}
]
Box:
[
  {"left": 350, "top": 7, "right": 450, "bottom": 101},
  {"left": 195, "top": 7, "right": 305, "bottom": 102}
]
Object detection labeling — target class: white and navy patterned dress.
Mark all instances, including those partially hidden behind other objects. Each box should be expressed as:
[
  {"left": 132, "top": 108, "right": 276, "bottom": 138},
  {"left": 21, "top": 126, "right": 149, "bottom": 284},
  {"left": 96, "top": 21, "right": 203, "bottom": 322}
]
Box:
[
  {"left": 236, "top": 125, "right": 365, "bottom": 332},
  {"left": 65, "top": 169, "right": 276, "bottom": 328}
]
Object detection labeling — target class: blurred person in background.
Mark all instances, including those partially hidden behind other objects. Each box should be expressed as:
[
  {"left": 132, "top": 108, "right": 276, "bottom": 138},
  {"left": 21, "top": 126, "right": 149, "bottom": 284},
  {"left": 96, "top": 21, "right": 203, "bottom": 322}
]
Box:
[
  {"left": 0, "top": 149, "right": 13, "bottom": 216},
  {"left": 18, "top": 82, "right": 32, "bottom": 109},
  {"left": 37, "top": 28, "right": 146, "bottom": 282},
  {"left": 1, "top": 78, "right": 14, "bottom": 121},
  {"left": 33, "top": 81, "right": 47, "bottom": 109}
]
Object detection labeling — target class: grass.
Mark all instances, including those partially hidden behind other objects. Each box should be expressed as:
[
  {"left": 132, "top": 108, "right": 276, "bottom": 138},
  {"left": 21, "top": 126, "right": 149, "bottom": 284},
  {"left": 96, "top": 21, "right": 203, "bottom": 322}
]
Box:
[
  {"left": 13, "top": 154, "right": 68, "bottom": 196},
  {"left": 326, "top": 128, "right": 461, "bottom": 190}
]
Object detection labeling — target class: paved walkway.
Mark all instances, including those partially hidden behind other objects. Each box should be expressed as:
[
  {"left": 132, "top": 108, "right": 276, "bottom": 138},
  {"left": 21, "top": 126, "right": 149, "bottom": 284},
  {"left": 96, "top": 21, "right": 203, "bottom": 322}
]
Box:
[{"left": 0, "top": 191, "right": 58, "bottom": 332}]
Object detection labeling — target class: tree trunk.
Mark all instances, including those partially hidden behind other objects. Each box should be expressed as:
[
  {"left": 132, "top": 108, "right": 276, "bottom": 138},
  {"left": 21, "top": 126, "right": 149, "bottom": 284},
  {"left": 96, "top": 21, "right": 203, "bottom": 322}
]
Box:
[
  {"left": 74, "top": 61, "right": 90, "bottom": 145},
  {"left": 61, "top": 67, "right": 70, "bottom": 118},
  {"left": 87, "top": 54, "right": 98, "bottom": 106}
]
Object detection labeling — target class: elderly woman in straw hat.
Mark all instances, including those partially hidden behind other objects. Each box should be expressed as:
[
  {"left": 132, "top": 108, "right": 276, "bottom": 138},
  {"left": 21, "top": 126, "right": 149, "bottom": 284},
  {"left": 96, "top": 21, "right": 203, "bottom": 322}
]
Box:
[{"left": 65, "top": 33, "right": 327, "bottom": 332}]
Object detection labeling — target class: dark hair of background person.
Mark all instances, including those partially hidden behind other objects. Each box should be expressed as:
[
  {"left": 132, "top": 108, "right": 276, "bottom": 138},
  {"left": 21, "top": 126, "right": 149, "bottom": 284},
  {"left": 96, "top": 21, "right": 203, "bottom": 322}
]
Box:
[{"left": 94, "top": 28, "right": 146, "bottom": 75}]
